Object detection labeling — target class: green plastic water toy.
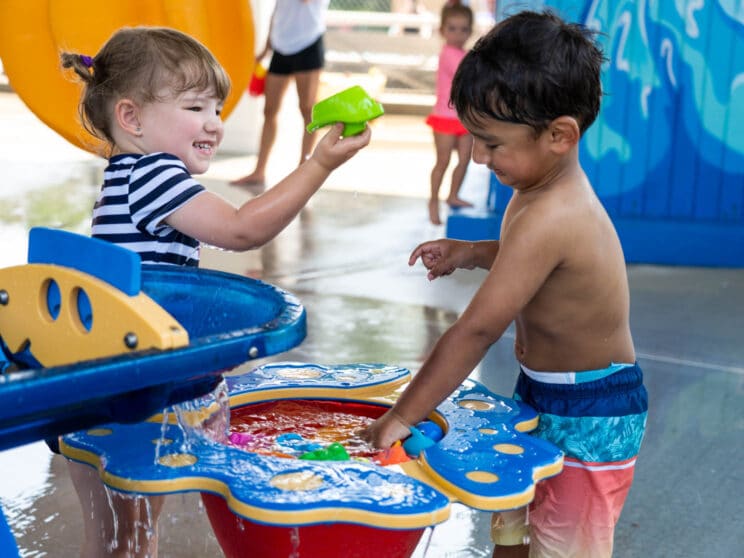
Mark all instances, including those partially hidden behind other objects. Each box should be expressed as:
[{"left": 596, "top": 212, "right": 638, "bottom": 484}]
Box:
[
  {"left": 306, "top": 85, "right": 384, "bottom": 137},
  {"left": 299, "top": 442, "right": 351, "bottom": 461}
]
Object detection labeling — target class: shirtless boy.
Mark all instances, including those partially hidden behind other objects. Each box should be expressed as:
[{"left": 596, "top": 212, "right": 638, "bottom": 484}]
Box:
[{"left": 363, "top": 11, "right": 648, "bottom": 558}]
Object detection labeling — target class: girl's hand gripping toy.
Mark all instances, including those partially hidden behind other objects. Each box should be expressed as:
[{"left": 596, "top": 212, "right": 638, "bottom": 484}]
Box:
[{"left": 306, "top": 85, "right": 384, "bottom": 137}]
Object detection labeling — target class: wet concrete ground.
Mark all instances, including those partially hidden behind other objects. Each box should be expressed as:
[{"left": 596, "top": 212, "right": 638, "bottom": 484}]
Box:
[{"left": 1, "top": 90, "right": 743, "bottom": 557}]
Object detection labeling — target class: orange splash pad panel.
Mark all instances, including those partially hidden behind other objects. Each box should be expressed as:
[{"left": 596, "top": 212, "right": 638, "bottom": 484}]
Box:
[
  {"left": 61, "top": 363, "right": 564, "bottom": 558},
  {"left": 0, "top": 0, "right": 254, "bottom": 154}
]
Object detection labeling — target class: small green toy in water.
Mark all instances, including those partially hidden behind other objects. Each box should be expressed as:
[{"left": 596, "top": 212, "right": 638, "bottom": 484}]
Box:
[
  {"left": 306, "top": 85, "right": 384, "bottom": 137},
  {"left": 299, "top": 442, "right": 351, "bottom": 461}
]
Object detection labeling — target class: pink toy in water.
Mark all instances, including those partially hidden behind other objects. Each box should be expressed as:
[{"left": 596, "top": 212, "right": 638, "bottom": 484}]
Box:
[{"left": 228, "top": 431, "right": 255, "bottom": 446}]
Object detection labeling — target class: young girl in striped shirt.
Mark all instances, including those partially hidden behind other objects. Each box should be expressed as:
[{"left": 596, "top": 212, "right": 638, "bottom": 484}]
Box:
[
  {"left": 61, "top": 26, "right": 370, "bottom": 557},
  {"left": 63, "top": 26, "right": 370, "bottom": 270}
]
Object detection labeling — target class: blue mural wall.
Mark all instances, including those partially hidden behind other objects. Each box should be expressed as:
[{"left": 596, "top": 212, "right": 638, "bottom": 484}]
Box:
[{"left": 449, "top": 0, "right": 744, "bottom": 267}]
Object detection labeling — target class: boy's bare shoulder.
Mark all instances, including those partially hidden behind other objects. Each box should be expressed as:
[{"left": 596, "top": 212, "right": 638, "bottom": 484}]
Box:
[
  {"left": 503, "top": 181, "right": 590, "bottom": 249},
  {"left": 490, "top": 184, "right": 583, "bottom": 300},
  {"left": 498, "top": 177, "right": 619, "bottom": 286}
]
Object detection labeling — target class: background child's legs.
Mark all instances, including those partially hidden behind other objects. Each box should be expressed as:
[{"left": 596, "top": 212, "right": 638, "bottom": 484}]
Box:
[
  {"left": 294, "top": 68, "right": 322, "bottom": 166},
  {"left": 429, "top": 131, "right": 456, "bottom": 224},
  {"left": 68, "top": 460, "right": 165, "bottom": 558},
  {"left": 446, "top": 133, "right": 474, "bottom": 206},
  {"left": 253, "top": 73, "right": 291, "bottom": 179},
  {"left": 231, "top": 72, "right": 291, "bottom": 185}
]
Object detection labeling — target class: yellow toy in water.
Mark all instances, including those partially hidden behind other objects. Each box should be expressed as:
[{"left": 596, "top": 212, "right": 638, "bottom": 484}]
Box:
[{"left": 306, "top": 86, "right": 384, "bottom": 137}]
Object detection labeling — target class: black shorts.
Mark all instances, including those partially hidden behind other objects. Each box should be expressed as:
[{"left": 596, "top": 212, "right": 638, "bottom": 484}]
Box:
[{"left": 269, "top": 36, "right": 325, "bottom": 75}]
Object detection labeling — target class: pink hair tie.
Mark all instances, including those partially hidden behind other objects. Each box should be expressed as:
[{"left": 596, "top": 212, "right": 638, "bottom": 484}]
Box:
[{"left": 80, "top": 55, "right": 94, "bottom": 68}]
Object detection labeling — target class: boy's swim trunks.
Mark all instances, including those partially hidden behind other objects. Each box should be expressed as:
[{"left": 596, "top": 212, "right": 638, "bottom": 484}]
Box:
[{"left": 491, "top": 362, "right": 648, "bottom": 558}]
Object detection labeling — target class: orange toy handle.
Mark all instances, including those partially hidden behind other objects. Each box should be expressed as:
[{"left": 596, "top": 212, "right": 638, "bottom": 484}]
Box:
[{"left": 372, "top": 441, "right": 410, "bottom": 466}]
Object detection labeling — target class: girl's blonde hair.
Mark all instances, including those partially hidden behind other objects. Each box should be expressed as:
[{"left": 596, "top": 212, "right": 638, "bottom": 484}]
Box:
[{"left": 61, "top": 26, "right": 231, "bottom": 145}]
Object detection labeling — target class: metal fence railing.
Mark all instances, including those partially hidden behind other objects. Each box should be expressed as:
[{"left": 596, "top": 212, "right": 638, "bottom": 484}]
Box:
[
  {"left": 330, "top": 0, "right": 391, "bottom": 10},
  {"left": 324, "top": 2, "right": 495, "bottom": 99}
]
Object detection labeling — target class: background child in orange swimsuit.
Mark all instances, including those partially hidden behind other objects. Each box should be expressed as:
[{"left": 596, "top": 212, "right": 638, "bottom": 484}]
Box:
[{"left": 425, "top": 0, "right": 474, "bottom": 225}]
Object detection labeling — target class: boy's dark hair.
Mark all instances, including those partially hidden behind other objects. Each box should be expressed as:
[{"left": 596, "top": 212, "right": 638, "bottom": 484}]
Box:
[{"left": 451, "top": 10, "right": 605, "bottom": 135}]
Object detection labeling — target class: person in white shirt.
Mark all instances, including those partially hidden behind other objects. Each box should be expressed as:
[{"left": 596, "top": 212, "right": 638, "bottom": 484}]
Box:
[{"left": 231, "top": 0, "right": 330, "bottom": 187}]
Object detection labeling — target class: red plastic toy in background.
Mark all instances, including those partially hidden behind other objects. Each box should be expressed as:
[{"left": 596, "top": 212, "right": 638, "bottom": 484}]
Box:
[{"left": 248, "top": 62, "right": 267, "bottom": 96}]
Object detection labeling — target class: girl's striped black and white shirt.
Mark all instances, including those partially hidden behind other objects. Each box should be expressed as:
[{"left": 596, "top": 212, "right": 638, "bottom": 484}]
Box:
[{"left": 92, "top": 153, "right": 205, "bottom": 267}]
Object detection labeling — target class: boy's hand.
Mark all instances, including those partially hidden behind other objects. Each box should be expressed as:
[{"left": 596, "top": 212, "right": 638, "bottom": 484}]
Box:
[
  {"left": 310, "top": 123, "right": 371, "bottom": 172},
  {"left": 360, "top": 409, "right": 411, "bottom": 449},
  {"left": 409, "top": 239, "right": 474, "bottom": 280}
]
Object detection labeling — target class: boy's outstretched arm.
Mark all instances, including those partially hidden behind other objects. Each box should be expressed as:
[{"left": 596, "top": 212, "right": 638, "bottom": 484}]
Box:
[
  {"left": 364, "top": 261, "right": 520, "bottom": 449},
  {"left": 365, "top": 212, "right": 561, "bottom": 449},
  {"left": 167, "top": 124, "right": 371, "bottom": 250},
  {"left": 409, "top": 239, "right": 499, "bottom": 280},
  {"left": 362, "top": 307, "right": 502, "bottom": 449}
]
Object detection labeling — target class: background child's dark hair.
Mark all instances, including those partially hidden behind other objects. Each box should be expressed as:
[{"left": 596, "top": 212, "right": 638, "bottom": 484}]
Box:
[
  {"left": 451, "top": 10, "right": 605, "bottom": 135},
  {"left": 61, "top": 27, "right": 231, "bottom": 145},
  {"left": 441, "top": 0, "right": 473, "bottom": 28}
]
